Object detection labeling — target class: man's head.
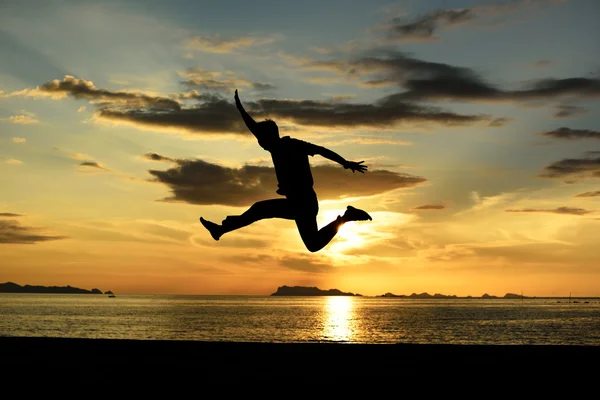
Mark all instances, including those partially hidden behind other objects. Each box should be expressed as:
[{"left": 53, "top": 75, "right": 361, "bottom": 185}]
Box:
[{"left": 256, "top": 119, "right": 280, "bottom": 150}]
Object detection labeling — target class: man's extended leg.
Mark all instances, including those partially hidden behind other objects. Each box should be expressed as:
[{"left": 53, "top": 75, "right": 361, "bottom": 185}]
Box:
[
  {"left": 200, "top": 198, "right": 294, "bottom": 241},
  {"left": 296, "top": 205, "right": 372, "bottom": 253}
]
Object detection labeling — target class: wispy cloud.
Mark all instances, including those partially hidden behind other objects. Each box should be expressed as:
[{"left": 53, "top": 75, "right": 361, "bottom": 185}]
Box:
[
  {"left": 506, "top": 207, "right": 593, "bottom": 216},
  {"left": 1, "top": 114, "right": 39, "bottom": 124},
  {"left": 541, "top": 127, "right": 600, "bottom": 140},
  {"left": 5, "top": 159, "right": 23, "bottom": 165},
  {"left": 11, "top": 137, "right": 26, "bottom": 143},
  {"left": 413, "top": 204, "right": 445, "bottom": 210},
  {"left": 0, "top": 218, "right": 66, "bottom": 244},
  {"left": 178, "top": 67, "right": 275, "bottom": 93},
  {"left": 539, "top": 153, "right": 600, "bottom": 179},
  {"left": 6, "top": 75, "right": 181, "bottom": 109},
  {"left": 574, "top": 190, "right": 600, "bottom": 198},
  {"left": 383, "top": 9, "right": 473, "bottom": 41},
  {"left": 143, "top": 153, "right": 176, "bottom": 162},
  {"left": 553, "top": 105, "right": 587, "bottom": 118},
  {"left": 78, "top": 161, "right": 110, "bottom": 172},
  {"left": 287, "top": 50, "right": 600, "bottom": 105},
  {"left": 378, "top": 0, "right": 565, "bottom": 42},
  {"left": 185, "top": 34, "right": 278, "bottom": 53}
]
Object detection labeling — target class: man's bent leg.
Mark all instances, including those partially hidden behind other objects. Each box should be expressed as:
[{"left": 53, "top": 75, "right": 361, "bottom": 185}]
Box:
[
  {"left": 295, "top": 216, "right": 344, "bottom": 253},
  {"left": 295, "top": 206, "right": 372, "bottom": 252}
]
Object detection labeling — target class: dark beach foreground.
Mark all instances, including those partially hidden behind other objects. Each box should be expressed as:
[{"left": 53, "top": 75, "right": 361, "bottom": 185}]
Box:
[{"left": 2, "top": 336, "right": 598, "bottom": 375}]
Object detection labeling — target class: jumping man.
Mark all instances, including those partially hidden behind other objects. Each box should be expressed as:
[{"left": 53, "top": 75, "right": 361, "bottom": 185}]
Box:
[{"left": 200, "top": 89, "right": 372, "bottom": 253}]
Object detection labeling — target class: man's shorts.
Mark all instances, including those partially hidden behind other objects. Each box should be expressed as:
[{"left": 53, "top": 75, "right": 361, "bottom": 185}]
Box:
[{"left": 286, "top": 189, "right": 319, "bottom": 218}]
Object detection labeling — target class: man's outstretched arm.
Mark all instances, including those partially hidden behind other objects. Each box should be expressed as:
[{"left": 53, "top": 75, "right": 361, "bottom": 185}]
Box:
[
  {"left": 234, "top": 89, "right": 259, "bottom": 137},
  {"left": 315, "top": 146, "right": 367, "bottom": 173}
]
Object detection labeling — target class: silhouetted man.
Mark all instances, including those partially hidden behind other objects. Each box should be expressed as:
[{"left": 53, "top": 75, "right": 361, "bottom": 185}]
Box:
[{"left": 200, "top": 89, "right": 372, "bottom": 253}]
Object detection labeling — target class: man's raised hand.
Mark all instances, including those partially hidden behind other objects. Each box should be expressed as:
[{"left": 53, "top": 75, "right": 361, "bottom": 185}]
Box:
[{"left": 345, "top": 160, "right": 367, "bottom": 173}]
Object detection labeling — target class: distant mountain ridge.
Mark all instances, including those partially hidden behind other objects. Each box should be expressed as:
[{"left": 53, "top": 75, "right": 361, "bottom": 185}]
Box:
[
  {"left": 269, "top": 286, "right": 531, "bottom": 298},
  {"left": 271, "top": 285, "right": 362, "bottom": 296},
  {"left": 0, "top": 282, "right": 107, "bottom": 294},
  {"left": 378, "top": 292, "right": 526, "bottom": 299}
]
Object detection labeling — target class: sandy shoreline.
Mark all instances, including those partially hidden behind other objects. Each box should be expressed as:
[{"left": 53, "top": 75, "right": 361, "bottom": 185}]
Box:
[{"left": 2, "top": 336, "right": 598, "bottom": 371}]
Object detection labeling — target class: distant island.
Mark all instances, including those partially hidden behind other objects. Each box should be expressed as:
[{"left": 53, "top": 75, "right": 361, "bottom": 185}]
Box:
[
  {"left": 0, "top": 282, "right": 109, "bottom": 295},
  {"left": 378, "top": 292, "right": 527, "bottom": 299},
  {"left": 271, "top": 285, "right": 362, "bottom": 297}
]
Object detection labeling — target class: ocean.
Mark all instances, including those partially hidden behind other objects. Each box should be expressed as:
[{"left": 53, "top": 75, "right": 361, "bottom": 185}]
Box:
[{"left": 1, "top": 293, "right": 599, "bottom": 345}]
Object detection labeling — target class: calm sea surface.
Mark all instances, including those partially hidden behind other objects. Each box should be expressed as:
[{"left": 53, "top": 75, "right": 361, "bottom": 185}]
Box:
[{"left": 1, "top": 294, "right": 599, "bottom": 345}]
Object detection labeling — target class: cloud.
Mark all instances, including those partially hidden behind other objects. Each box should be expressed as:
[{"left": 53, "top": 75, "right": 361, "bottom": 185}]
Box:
[
  {"left": 541, "top": 127, "right": 600, "bottom": 140},
  {"left": 553, "top": 105, "right": 587, "bottom": 118},
  {"left": 14, "top": 75, "right": 182, "bottom": 109},
  {"left": 378, "top": 1, "right": 565, "bottom": 42},
  {"left": 506, "top": 207, "right": 593, "bottom": 216},
  {"left": 574, "top": 191, "right": 600, "bottom": 198},
  {"left": 0, "top": 213, "right": 22, "bottom": 217},
  {"left": 14, "top": 72, "right": 493, "bottom": 137},
  {"left": 143, "top": 153, "right": 176, "bottom": 162},
  {"left": 539, "top": 154, "right": 600, "bottom": 179},
  {"left": 96, "top": 99, "right": 249, "bottom": 136},
  {"left": 185, "top": 34, "right": 277, "bottom": 53},
  {"left": 385, "top": 9, "right": 473, "bottom": 41},
  {"left": 12, "top": 137, "right": 26, "bottom": 143},
  {"left": 77, "top": 106, "right": 87, "bottom": 112},
  {"left": 1, "top": 114, "right": 39, "bottom": 124},
  {"left": 98, "top": 91, "right": 490, "bottom": 136},
  {"left": 79, "top": 161, "right": 109, "bottom": 171},
  {"left": 413, "top": 204, "right": 445, "bottom": 210},
  {"left": 254, "top": 95, "right": 490, "bottom": 128},
  {"left": 5, "top": 159, "right": 23, "bottom": 165},
  {"left": 0, "top": 219, "right": 66, "bottom": 244},
  {"left": 147, "top": 155, "right": 427, "bottom": 206},
  {"left": 291, "top": 50, "right": 600, "bottom": 104},
  {"left": 178, "top": 67, "right": 258, "bottom": 92}
]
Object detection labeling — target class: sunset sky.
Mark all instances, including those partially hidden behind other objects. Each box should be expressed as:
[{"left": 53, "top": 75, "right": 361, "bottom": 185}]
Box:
[{"left": 1, "top": 0, "right": 599, "bottom": 297}]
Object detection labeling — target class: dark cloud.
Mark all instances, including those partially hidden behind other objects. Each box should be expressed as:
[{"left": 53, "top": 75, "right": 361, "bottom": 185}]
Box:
[
  {"left": 553, "top": 105, "right": 587, "bottom": 118},
  {"left": 413, "top": 204, "right": 445, "bottom": 210},
  {"left": 79, "top": 161, "right": 109, "bottom": 171},
  {"left": 539, "top": 154, "right": 600, "bottom": 179},
  {"left": 386, "top": 9, "right": 473, "bottom": 41},
  {"left": 39, "top": 75, "right": 181, "bottom": 110},
  {"left": 143, "top": 153, "right": 176, "bottom": 162},
  {"left": 541, "top": 127, "right": 600, "bottom": 140},
  {"left": 0, "top": 213, "right": 22, "bottom": 217},
  {"left": 255, "top": 95, "right": 489, "bottom": 127},
  {"left": 0, "top": 219, "right": 66, "bottom": 244},
  {"left": 506, "top": 207, "right": 593, "bottom": 216},
  {"left": 378, "top": 1, "right": 566, "bottom": 43},
  {"left": 300, "top": 51, "right": 600, "bottom": 104},
  {"left": 574, "top": 191, "right": 600, "bottom": 198},
  {"left": 147, "top": 155, "right": 426, "bottom": 206},
  {"left": 97, "top": 99, "right": 249, "bottom": 135},
  {"left": 98, "top": 91, "right": 490, "bottom": 134}
]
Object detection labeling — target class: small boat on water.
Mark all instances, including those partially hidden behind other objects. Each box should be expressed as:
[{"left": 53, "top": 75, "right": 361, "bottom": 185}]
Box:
[{"left": 108, "top": 294, "right": 116, "bottom": 298}]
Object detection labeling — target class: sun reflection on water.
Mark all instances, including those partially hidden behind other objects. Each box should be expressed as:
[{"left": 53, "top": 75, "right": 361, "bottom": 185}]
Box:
[{"left": 321, "top": 296, "right": 356, "bottom": 342}]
